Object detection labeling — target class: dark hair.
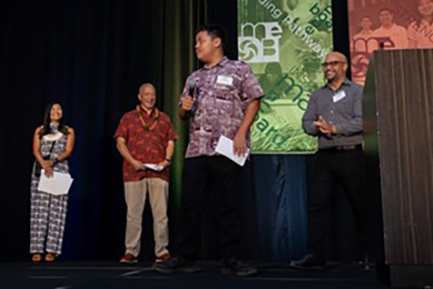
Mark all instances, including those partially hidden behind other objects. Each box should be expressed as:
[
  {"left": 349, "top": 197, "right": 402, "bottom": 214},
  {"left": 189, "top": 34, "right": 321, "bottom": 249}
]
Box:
[
  {"left": 39, "top": 100, "right": 69, "bottom": 137},
  {"left": 379, "top": 8, "right": 393, "bottom": 14},
  {"left": 195, "top": 24, "right": 226, "bottom": 54}
]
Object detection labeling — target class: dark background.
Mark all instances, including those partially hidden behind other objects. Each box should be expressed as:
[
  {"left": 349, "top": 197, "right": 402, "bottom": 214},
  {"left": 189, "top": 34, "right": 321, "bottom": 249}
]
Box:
[{"left": 0, "top": 0, "right": 379, "bottom": 263}]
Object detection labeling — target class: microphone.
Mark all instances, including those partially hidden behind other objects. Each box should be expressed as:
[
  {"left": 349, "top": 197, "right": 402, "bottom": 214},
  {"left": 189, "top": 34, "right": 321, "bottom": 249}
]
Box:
[
  {"left": 188, "top": 80, "right": 196, "bottom": 98},
  {"left": 187, "top": 80, "right": 198, "bottom": 116}
]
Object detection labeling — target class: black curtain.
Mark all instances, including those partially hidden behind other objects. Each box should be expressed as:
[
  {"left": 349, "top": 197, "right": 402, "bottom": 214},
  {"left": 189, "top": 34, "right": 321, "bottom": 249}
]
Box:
[{"left": 0, "top": 0, "right": 166, "bottom": 261}]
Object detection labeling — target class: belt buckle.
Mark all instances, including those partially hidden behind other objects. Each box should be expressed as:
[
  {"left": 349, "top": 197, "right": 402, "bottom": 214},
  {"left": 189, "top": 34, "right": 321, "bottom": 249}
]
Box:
[
  {"left": 333, "top": 145, "right": 355, "bottom": 150},
  {"left": 342, "top": 145, "right": 355, "bottom": 150}
]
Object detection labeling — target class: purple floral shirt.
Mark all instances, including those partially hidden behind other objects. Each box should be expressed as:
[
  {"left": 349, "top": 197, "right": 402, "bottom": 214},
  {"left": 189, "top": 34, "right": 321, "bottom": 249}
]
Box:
[{"left": 180, "top": 57, "right": 264, "bottom": 158}]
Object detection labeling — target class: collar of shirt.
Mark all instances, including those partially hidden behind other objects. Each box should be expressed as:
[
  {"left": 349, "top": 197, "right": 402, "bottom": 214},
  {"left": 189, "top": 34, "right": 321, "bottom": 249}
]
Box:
[
  {"left": 420, "top": 18, "right": 433, "bottom": 28},
  {"left": 323, "top": 78, "right": 352, "bottom": 92},
  {"left": 203, "top": 56, "right": 229, "bottom": 70},
  {"left": 358, "top": 30, "right": 372, "bottom": 36},
  {"left": 379, "top": 23, "right": 397, "bottom": 32},
  {"left": 138, "top": 105, "right": 157, "bottom": 118}
]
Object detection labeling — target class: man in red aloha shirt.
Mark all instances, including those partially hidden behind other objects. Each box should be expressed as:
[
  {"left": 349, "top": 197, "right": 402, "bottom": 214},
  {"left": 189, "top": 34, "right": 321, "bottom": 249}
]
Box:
[{"left": 115, "top": 83, "right": 178, "bottom": 264}]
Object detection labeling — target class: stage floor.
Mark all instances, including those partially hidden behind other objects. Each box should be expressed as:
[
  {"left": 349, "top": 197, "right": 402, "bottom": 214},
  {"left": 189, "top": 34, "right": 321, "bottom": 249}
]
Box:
[{"left": 0, "top": 261, "right": 387, "bottom": 289}]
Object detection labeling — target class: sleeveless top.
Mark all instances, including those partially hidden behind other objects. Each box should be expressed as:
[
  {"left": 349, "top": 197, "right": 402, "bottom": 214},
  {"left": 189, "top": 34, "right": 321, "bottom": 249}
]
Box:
[{"left": 32, "top": 123, "right": 70, "bottom": 177}]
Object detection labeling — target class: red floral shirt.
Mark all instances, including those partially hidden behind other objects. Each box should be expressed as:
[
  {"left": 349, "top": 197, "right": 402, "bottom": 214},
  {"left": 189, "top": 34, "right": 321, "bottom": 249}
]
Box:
[{"left": 114, "top": 107, "right": 178, "bottom": 182}]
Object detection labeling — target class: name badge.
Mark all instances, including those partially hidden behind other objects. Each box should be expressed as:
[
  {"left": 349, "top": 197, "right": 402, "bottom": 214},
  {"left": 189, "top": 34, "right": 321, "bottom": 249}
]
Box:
[
  {"left": 333, "top": 90, "right": 346, "bottom": 103},
  {"left": 216, "top": 75, "right": 233, "bottom": 86}
]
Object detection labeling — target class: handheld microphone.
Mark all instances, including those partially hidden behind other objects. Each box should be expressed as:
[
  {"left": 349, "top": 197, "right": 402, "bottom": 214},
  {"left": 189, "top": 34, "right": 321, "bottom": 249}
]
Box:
[{"left": 188, "top": 80, "right": 196, "bottom": 98}]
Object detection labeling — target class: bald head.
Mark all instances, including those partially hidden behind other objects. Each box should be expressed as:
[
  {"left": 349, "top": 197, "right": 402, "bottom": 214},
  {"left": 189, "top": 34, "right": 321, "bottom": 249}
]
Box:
[
  {"left": 322, "top": 51, "right": 348, "bottom": 83},
  {"left": 325, "top": 52, "right": 347, "bottom": 64},
  {"left": 139, "top": 83, "right": 156, "bottom": 94}
]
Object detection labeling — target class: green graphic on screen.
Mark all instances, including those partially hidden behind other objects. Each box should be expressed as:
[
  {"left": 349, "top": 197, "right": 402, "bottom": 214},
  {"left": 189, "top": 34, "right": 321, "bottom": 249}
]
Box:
[{"left": 238, "top": 0, "right": 334, "bottom": 153}]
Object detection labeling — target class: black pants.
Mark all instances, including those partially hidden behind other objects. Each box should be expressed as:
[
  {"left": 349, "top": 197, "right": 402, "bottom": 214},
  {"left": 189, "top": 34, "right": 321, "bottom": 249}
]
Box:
[
  {"left": 177, "top": 156, "right": 242, "bottom": 262},
  {"left": 307, "top": 147, "right": 368, "bottom": 260}
]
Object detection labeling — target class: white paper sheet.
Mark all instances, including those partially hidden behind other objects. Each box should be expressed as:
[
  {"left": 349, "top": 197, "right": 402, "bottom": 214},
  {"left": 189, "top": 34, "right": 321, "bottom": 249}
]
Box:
[
  {"left": 38, "top": 170, "right": 74, "bottom": 196},
  {"left": 215, "top": 135, "right": 249, "bottom": 166},
  {"left": 143, "top": 164, "right": 164, "bottom": 171}
]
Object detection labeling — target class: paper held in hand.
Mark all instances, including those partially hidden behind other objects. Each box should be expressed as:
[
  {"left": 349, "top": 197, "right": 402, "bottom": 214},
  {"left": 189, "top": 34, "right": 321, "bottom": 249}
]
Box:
[
  {"left": 215, "top": 135, "right": 249, "bottom": 166},
  {"left": 38, "top": 170, "right": 74, "bottom": 196},
  {"left": 143, "top": 164, "right": 164, "bottom": 171}
]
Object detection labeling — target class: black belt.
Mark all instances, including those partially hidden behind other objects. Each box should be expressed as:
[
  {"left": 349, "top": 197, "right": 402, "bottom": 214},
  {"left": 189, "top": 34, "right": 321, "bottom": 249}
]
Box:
[{"left": 319, "top": 144, "right": 363, "bottom": 151}]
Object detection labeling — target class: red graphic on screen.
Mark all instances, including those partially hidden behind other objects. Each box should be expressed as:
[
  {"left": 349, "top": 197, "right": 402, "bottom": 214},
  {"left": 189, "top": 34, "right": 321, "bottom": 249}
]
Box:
[{"left": 348, "top": 0, "right": 433, "bottom": 85}]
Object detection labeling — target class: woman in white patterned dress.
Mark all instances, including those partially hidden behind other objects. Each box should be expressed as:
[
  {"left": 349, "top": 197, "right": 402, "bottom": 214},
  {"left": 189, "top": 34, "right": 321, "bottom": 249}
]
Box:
[{"left": 30, "top": 101, "right": 75, "bottom": 263}]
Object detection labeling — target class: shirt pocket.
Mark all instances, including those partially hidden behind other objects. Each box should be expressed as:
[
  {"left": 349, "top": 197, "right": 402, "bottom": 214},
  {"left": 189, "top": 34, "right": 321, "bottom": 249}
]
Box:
[
  {"left": 214, "top": 82, "right": 235, "bottom": 95},
  {"left": 333, "top": 93, "right": 353, "bottom": 116},
  {"left": 214, "top": 79, "right": 235, "bottom": 112}
]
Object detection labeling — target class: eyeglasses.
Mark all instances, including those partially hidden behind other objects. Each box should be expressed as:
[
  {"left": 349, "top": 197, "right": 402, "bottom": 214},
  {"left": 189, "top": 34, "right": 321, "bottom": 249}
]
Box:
[
  {"left": 141, "top": 93, "right": 156, "bottom": 96},
  {"left": 321, "top": 61, "right": 345, "bottom": 68}
]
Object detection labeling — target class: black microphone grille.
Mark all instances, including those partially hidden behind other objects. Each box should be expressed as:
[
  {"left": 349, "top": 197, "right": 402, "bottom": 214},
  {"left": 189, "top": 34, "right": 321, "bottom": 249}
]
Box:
[{"left": 188, "top": 80, "right": 196, "bottom": 97}]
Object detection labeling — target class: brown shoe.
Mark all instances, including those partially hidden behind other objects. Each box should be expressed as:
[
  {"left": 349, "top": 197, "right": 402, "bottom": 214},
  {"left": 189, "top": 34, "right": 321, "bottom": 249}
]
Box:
[
  {"left": 45, "top": 253, "right": 56, "bottom": 262},
  {"left": 120, "top": 253, "right": 138, "bottom": 263},
  {"left": 155, "top": 253, "right": 171, "bottom": 263},
  {"left": 32, "top": 254, "right": 42, "bottom": 263}
]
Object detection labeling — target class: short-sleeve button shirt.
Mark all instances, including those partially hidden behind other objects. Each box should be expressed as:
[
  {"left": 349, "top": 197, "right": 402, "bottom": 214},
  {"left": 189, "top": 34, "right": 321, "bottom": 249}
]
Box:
[
  {"left": 114, "top": 108, "right": 178, "bottom": 182},
  {"left": 180, "top": 57, "right": 264, "bottom": 158}
]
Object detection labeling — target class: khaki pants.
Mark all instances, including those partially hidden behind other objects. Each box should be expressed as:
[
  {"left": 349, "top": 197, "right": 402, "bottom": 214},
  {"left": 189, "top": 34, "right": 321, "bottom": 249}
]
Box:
[{"left": 124, "top": 178, "right": 169, "bottom": 258}]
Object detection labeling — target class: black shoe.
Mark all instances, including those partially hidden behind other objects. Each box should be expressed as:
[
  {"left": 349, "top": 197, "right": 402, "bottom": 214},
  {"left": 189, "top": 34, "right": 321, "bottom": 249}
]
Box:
[
  {"left": 222, "top": 260, "right": 258, "bottom": 277},
  {"left": 289, "top": 254, "right": 325, "bottom": 270},
  {"left": 357, "top": 254, "right": 374, "bottom": 271},
  {"left": 153, "top": 257, "right": 201, "bottom": 273}
]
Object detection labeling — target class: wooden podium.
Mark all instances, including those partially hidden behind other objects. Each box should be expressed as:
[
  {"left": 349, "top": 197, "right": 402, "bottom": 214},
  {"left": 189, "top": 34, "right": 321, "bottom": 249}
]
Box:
[{"left": 363, "top": 49, "right": 433, "bottom": 288}]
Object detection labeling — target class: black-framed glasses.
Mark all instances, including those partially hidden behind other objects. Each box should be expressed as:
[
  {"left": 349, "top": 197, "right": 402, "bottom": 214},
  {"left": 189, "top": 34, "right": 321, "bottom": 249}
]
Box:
[{"left": 321, "top": 61, "right": 344, "bottom": 68}]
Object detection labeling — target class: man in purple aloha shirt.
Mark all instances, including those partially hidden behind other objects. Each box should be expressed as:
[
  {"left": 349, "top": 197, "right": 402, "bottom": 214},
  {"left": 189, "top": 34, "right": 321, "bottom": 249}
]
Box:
[{"left": 154, "top": 24, "right": 264, "bottom": 276}]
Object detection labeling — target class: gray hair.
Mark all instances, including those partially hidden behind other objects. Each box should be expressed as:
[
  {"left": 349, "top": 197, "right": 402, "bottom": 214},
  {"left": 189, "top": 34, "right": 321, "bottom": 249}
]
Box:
[{"left": 138, "top": 83, "right": 156, "bottom": 94}]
